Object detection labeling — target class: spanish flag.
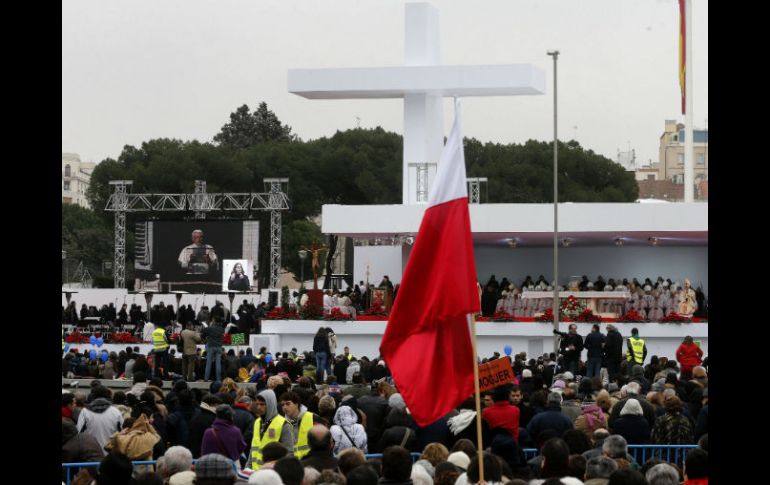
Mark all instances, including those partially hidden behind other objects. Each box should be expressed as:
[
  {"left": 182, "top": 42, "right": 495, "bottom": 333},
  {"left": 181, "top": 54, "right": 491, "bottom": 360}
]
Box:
[{"left": 679, "top": 0, "right": 686, "bottom": 114}]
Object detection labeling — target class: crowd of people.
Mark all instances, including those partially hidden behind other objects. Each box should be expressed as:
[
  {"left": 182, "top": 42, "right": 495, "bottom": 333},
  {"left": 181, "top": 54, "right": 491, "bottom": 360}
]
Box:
[
  {"left": 63, "top": 325, "right": 709, "bottom": 485},
  {"left": 480, "top": 275, "right": 707, "bottom": 320}
]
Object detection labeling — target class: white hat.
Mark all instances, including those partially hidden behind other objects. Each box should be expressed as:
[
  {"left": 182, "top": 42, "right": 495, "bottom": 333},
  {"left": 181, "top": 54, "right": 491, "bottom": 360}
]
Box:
[
  {"left": 562, "top": 371, "right": 575, "bottom": 381},
  {"left": 644, "top": 285, "right": 652, "bottom": 292},
  {"left": 522, "top": 369, "right": 533, "bottom": 378},
  {"left": 447, "top": 452, "right": 471, "bottom": 471}
]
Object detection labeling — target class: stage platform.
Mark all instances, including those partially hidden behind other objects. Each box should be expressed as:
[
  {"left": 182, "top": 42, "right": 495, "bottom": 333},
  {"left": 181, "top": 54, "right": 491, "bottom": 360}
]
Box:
[
  {"left": 258, "top": 320, "right": 708, "bottom": 363},
  {"left": 63, "top": 320, "right": 708, "bottom": 366}
]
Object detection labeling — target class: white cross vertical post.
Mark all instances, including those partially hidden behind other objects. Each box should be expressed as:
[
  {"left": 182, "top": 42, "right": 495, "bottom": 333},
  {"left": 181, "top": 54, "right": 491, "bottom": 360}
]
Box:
[{"left": 288, "top": 1, "right": 545, "bottom": 205}]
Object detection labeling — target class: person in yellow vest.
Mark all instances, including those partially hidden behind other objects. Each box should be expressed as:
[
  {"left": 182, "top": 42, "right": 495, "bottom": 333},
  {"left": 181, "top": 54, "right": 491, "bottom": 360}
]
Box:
[
  {"left": 249, "top": 389, "right": 294, "bottom": 470},
  {"left": 152, "top": 322, "right": 170, "bottom": 380},
  {"left": 279, "top": 391, "right": 322, "bottom": 460},
  {"left": 62, "top": 328, "right": 65, "bottom": 352},
  {"left": 626, "top": 327, "right": 647, "bottom": 366}
]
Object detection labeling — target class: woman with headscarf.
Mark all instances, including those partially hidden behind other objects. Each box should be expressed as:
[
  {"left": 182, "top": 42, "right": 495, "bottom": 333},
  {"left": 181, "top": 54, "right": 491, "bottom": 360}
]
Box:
[
  {"left": 574, "top": 401, "right": 607, "bottom": 443},
  {"left": 201, "top": 405, "right": 247, "bottom": 469},
  {"left": 330, "top": 405, "right": 368, "bottom": 454},
  {"left": 610, "top": 399, "right": 650, "bottom": 444}
]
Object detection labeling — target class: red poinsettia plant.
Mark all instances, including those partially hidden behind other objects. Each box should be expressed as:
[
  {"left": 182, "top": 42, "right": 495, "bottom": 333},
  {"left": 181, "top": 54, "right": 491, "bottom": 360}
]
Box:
[
  {"left": 299, "top": 302, "right": 323, "bottom": 320},
  {"left": 491, "top": 310, "right": 514, "bottom": 322},
  {"left": 661, "top": 312, "right": 692, "bottom": 323},
  {"left": 364, "top": 298, "right": 388, "bottom": 317},
  {"left": 65, "top": 330, "right": 91, "bottom": 343},
  {"left": 264, "top": 307, "right": 299, "bottom": 320},
  {"left": 325, "top": 308, "right": 349, "bottom": 321},
  {"left": 109, "top": 332, "right": 139, "bottom": 344},
  {"left": 574, "top": 309, "right": 602, "bottom": 322},
  {"left": 536, "top": 308, "right": 557, "bottom": 322},
  {"left": 619, "top": 309, "right": 647, "bottom": 322}
]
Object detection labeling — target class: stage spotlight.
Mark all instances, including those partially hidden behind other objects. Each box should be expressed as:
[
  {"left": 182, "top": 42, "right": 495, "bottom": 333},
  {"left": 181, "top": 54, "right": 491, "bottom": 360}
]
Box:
[
  {"left": 508, "top": 238, "right": 517, "bottom": 248},
  {"left": 562, "top": 238, "right": 571, "bottom": 247},
  {"left": 614, "top": 237, "right": 623, "bottom": 246},
  {"left": 648, "top": 237, "right": 659, "bottom": 246}
]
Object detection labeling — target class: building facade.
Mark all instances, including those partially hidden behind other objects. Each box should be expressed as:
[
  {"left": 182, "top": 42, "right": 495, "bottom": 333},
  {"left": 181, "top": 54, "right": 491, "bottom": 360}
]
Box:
[
  {"left": 636, "top": 121, "right": 708, "bottom": 201},
  {"left": 656, "top": 120, "right": 708, "bottom": 186},
  {"left": 62, "top": 153, "right": 95, "bottom": 208}
]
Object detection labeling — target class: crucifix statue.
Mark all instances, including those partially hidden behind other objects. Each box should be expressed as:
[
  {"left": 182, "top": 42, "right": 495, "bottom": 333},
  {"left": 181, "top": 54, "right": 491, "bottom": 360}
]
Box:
[{"left": 301, "top": 241, "right": 328, "bottom": 290}]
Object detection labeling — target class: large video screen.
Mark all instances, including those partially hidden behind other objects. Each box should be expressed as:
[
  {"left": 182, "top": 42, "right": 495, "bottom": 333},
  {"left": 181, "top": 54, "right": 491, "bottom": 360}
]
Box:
[{"left": 134, "top": 220, "right": 259, "bottom": 292}]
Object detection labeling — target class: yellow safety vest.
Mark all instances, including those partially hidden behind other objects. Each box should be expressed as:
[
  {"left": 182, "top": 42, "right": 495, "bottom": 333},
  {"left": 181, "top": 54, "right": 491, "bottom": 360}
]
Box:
[
  {"left": 626, "top": 338, "right": 645, "bottom": 364},
  {"left": 294, "top": 412, "right": 314, "bottom": 459},
  {"left": 62, "top": 329, "right": 65, "bottom": 350},
  {"left": 250, "top": 415, "right": 286, "bottom": 470},
  {"left": 152, "top": 328, "right": 169, "bottom": 351}
]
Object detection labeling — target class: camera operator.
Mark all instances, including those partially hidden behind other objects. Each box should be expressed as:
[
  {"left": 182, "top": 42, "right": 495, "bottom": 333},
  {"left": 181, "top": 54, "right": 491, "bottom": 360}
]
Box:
[{"left": 553, "top": 323, "right": 584, "bottom": 375}]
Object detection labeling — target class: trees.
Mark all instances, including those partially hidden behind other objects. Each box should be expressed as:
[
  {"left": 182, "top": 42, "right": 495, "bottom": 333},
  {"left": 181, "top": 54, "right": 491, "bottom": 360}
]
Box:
[
  {"left": 213, "top": 102, "right": 296, "bottom": 148},
  {"left": 80, "top": 101, "right": 637, "bottom": 287}
]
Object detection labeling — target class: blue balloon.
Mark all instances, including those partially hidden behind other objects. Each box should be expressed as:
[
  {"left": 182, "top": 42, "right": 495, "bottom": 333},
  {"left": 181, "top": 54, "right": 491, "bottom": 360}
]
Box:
[
  {"left": 89, "top": 335, "right": 96, "bottom": 345},
  {"left": 96, "top": 337, "right": 104, "bottom": 348},
  {"left": 89, "top": 349, "right": 97, "bottom": 360},
  {"left": 63, "top": 343, "right": 70, "bottom": 353},
  {"left": 504, "top": 345, "right": 513, "bottom": 356},
  {"left": 101, "top": 351, "right": 109, "bottom": 362},
  {"left": 265, "top": 353, "right": 273, "bottom": 364}
]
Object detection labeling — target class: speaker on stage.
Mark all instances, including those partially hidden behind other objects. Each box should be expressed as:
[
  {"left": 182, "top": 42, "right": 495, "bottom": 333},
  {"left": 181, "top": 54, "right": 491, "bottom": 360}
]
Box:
[{"left": 268, "top": 290, "right": 279, "bottom": 308}]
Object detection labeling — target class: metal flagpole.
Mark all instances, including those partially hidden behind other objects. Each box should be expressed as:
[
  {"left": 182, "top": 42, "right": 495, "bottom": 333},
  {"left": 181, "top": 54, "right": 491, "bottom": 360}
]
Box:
[{"left": 547, "top": 50, "right": 560, "bottom": 353}]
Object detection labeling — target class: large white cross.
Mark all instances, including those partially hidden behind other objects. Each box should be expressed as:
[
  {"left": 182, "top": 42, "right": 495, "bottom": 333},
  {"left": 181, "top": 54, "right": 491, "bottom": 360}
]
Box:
[{"left": 288, "top": 1, "right": 546, "bottom": 205}]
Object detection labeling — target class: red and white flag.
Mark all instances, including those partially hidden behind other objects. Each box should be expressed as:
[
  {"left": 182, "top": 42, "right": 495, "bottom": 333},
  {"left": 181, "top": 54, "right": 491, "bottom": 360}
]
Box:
[{"left": 380, "top": 99, "right": 479, "bottom": 426}]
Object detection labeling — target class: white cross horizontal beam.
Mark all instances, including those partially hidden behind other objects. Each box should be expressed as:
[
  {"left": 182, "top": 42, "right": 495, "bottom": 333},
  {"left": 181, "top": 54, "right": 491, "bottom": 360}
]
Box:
[{"left": 288, "top": 64, "right": 545, "bottom": 99}]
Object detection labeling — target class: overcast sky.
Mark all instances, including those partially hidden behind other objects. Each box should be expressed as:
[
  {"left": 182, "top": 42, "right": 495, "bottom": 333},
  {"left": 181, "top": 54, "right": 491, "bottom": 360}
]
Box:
[{"left": 62, "top": 0, "right": 707, "bottom": 169}]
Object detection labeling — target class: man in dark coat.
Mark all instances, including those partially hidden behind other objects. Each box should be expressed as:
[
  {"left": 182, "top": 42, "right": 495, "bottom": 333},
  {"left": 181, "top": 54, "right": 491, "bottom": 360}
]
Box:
[
  {"left": 604, "top": 324, "right": 624, "bottom": 378},
  {"left": 358, "top": 389, "right": 389, "bottom": 453},
  {"left": 526, "top": 392, "right": 574, "bottom": 440},
  {"left": 583, "top": 324, "right": 606, "bottom": 379},
  {"left": 554, "top": 324, "right": 584, "bottom": 375},
  {"left": 301, "top": 424, "right": 339, "bottom": 472},
  {"left": 188, "top": 394, "right": 221, "bottom": 458}
]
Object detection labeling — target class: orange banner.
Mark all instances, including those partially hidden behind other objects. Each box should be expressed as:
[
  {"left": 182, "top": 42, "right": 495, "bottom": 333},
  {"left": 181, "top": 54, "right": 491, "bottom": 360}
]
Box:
[{"left": 478, "top": 357, "right": 516, "bottom": 392}]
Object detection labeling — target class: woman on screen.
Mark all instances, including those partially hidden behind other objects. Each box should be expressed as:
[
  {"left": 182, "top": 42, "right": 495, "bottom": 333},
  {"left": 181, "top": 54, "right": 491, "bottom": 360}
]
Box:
[{"left": 228, "top": 262, "right": 251, "bottom": 291}]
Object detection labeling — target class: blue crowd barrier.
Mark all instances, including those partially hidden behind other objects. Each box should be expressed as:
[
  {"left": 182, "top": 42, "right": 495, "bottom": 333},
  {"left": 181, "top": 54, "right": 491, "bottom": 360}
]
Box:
[{"left": 63, "top": 446, "right": 697, "bottom": 485}]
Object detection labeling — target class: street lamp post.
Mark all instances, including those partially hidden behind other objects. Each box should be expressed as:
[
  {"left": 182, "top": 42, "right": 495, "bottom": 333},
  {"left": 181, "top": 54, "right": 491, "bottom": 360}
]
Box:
[
  {"left": 298, "top": 250, "right": 308, "bottom": 289},
  {"left": 547, "top": 49, "right": 560, "bottom": 354}
]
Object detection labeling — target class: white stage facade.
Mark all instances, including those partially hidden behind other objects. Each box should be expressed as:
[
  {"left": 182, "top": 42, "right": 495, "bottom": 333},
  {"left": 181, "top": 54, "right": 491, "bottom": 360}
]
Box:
[{"left": 257, "top": 320, "right": 708, "bottom": 364}]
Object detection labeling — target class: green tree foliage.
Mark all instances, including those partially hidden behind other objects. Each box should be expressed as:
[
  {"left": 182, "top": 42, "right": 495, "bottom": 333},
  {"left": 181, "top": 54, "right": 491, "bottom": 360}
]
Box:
[
  {"left": 62, "top": 203, "right": 133, "bottom": 286},
  {"left": 80, "top": 102, "right": 637, "bottom": 287},
  {"left": 213, "top": 102, "right": 296, "bottom": 148}
]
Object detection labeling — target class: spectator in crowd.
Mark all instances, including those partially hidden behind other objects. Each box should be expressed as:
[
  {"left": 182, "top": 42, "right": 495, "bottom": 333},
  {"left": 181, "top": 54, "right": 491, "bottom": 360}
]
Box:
[
  {"left": 273, "top": 456, "right": 305, "bottom": 485},
  {"left": 330, "top": 405, "right": 368, "bottom": 454},
  {"left": 583, "top": 455, "right": 618, "bottom": 485},
  {"left": 683, "top": 448, "right": 708, "bottom": 485},
  {"left": 651, "top": 396, "right": 694, "bottom": 444},
  {"left": 584, "top": 324, "right": 606, "bottom": 379},
  {"left": 676, "top": 336, "right": 704, "bottom": 380},
  {"left": 529, "top": 438, "right": 583, "bottom": 485},
  {"left": 482, "top": 386, "right": 521, "bottom": 442},
  {"left": 338, "top": 448, "right": 367, "bottom": 477},
  {"left": 301, "top": 424, "right": 339, "bottom": 472},
  {"left": 202, "top": 318, "right": 225, "bottom": 382},
  {"left": 608, "top": 469, "right": 646, "bottom": 485},
  {"left": 645, "top": 463, "right": 680, "bottom": 485},
  {"left": 181, "top": 321, "right": 202, "bottom": 381},
  {"left": 62, "top": 420, "right": 103, "bottom": 465},
  {"left": 76, "top": 385, "right": 124, "bottom": 454},
  {"left": 527, "top": 392, "right": 574, "bottom": 440},
  {"left": 611, "top": 399, "right": 650, "bottom": 444},
  {"left": 380, "top": 446, "right": 414, "bottom": 485},
  {"left": 194, "top": 453, "right": 237, "bottom": 485},
  {"left": 156, "top": 446, "right": 194, "bottom": 484},
  {"left": 604, "top": 325, "right": 624, "bottom": 379},
  {"left": 200, "top": 405, "right": 246, "bottom": 468}
]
